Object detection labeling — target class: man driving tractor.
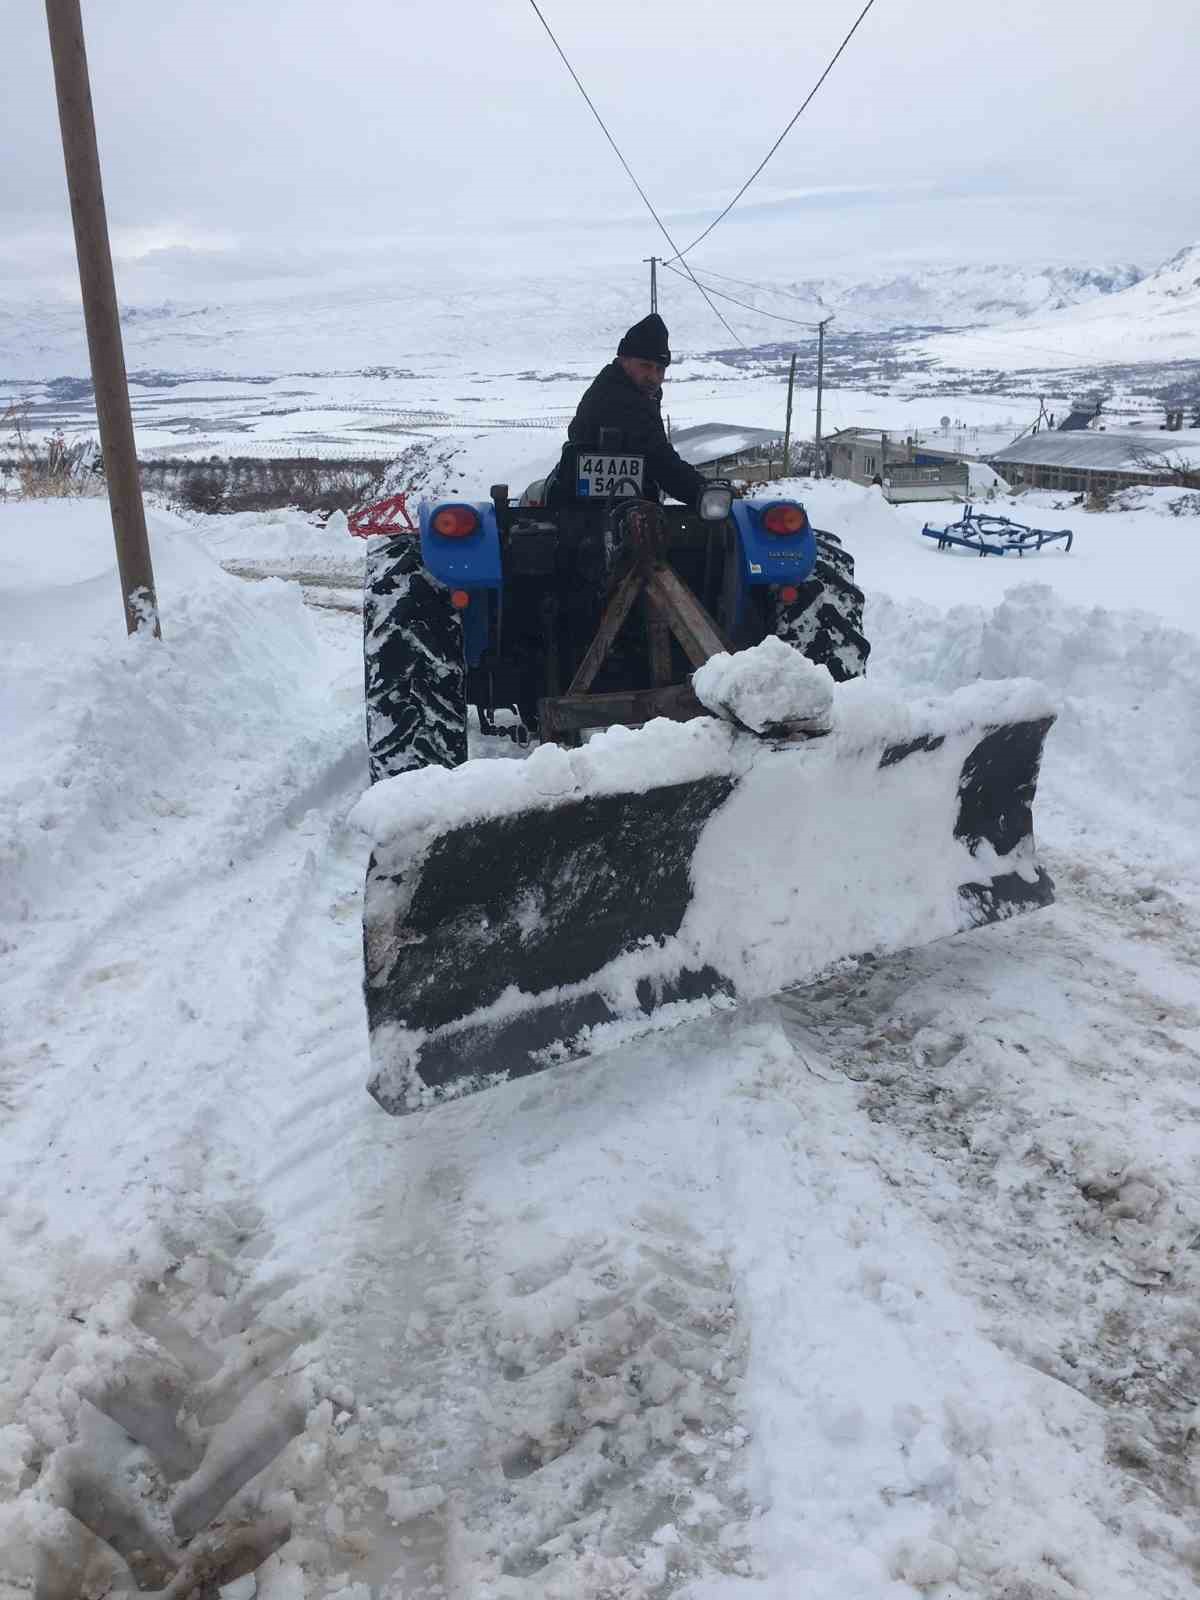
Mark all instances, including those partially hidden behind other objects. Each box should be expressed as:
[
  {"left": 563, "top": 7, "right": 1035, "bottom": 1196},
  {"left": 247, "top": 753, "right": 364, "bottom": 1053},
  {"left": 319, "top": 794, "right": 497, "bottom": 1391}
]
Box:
[{"left": 548, "top": 312, "right": 708, "bottom": 508}]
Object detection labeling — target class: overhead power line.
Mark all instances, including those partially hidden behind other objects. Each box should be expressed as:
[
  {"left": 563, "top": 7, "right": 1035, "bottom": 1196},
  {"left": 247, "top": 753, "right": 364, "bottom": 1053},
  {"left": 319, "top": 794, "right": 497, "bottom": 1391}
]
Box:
[
  {"left": 666, "top": 0, "right": 882, "bottom": 265},
  {"left": 683, "top": 264, "right": 832, "bottom": 311},
  {"left": 526, "top": 0, "right": 745, "bottom": 347},
  {"left": 661, "top": 260, "right": 826, "bottom": 330}
]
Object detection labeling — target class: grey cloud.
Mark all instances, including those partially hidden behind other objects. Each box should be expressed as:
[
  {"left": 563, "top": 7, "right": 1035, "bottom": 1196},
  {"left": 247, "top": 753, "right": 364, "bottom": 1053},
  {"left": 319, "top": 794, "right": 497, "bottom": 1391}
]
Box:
[{"left": 2, "top": 0, "right": 1196, "bottom": 305}]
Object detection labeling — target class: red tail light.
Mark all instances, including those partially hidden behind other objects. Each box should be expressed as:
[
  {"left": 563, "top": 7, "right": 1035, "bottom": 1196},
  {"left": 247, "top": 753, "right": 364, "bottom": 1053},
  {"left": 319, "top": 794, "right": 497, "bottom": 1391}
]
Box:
[
  {"left": 779, "top": 584, "right": 800, "bottom": 605},
  {"left": 450, "top": 589, "right": 471, "bottom": 610},
  {"left": 762, "top": 504, "right": 808, "bottom": 536},
  {"left": 431, "top": 506, "right": 480, "bottom": 539}
]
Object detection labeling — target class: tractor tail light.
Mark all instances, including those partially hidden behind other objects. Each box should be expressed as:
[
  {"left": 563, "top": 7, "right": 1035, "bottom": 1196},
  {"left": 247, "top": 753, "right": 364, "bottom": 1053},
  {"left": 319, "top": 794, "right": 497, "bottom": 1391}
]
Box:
[
  {"left": 762, "top": 504, "right": 808, "bottom": 536},
  {"left": 779, "top": 585, "right": 800, "bottom": 605},
  {"left": 431, "top": 506, "right": 480, "bottom": 539},
  {"left": 450, "top": 589, "right": 471, "bottom": 610}
]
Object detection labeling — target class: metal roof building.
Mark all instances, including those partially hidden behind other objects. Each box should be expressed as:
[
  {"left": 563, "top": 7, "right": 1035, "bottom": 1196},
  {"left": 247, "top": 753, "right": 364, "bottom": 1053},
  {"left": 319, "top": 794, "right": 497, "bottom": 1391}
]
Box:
[
  {"left": 988, "top": 429, "right": 1200, "bottom": 493},
  {"left": 669, "top": 422, "right": 783, "bottom": 469}
]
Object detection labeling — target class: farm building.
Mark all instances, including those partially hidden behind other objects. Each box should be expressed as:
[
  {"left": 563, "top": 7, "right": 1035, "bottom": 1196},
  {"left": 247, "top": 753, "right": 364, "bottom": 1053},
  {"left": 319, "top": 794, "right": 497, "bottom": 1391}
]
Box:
[
  {"left": 988, "top": 429, "right": 1200, "bottom": 495},
  {"left": 825, "top": 427, "right": 970, "bottom": 502},
  {"left": 825, "top": 427, "right": 902, "bottom": 483},
  {"left": 669, "top": 422, "right": 786, "bottom": 479}
]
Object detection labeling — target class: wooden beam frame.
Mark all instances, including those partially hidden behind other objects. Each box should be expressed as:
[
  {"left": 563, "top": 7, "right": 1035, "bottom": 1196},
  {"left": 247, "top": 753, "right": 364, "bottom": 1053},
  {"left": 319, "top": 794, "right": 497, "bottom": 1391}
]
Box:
[{"left": 543, "top": 501, "right": 735, "bottom": 743}]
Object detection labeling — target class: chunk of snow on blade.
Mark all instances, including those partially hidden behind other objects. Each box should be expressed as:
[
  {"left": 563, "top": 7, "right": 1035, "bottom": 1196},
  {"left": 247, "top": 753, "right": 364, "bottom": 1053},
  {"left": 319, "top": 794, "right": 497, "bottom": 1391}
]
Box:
[{"left": 693, "top": 635, "right": 834, "bottom": 733}]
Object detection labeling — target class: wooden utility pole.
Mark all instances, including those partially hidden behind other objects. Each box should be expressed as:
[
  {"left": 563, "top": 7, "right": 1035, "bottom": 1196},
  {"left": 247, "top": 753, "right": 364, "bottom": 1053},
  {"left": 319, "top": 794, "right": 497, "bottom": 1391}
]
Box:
[
  {"left": 642, "top": 255, "right": 660, "bottom": 313},
  {"left": 781, "top": 352, "right": 797, "bottom": 479},
  {"left": 45, "top": 0, "right": 160, "bottom": 638},
  {"left": 813, "top": 315, "right": 833, "bottom": 479}
]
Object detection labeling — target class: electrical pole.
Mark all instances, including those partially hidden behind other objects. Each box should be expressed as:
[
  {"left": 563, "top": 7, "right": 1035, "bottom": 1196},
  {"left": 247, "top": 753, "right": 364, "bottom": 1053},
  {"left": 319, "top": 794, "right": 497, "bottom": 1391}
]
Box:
[
  {"left": 781, "top": 352, "right": 797, "bottom": 480},
  {"left": 814, "top": 315, "right": 833, "bottom": 479},
  {"left": 642, "top": 256, "right": 659, "bottom": 313},
  {"left": 45, "top": 0, "right": 160, "bottom": 639}
]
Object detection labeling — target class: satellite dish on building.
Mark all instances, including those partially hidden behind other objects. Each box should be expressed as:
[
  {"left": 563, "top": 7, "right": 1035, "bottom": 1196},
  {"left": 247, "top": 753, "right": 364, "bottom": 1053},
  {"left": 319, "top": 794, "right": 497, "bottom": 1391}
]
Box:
[{"left": 940, "top": 415, "right": 951, "bottom": 432}]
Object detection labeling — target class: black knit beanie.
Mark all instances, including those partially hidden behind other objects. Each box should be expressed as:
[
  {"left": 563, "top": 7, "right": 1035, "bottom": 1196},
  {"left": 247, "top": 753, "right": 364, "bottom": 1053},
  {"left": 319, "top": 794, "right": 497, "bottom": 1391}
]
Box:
[{"left": 617, "top": 312, "right": 671, "bottom": 366}]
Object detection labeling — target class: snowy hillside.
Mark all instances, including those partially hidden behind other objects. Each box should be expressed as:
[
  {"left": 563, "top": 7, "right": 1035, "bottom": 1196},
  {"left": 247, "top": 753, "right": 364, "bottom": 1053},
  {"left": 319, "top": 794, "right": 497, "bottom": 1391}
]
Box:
[
  {"left": 0, "top": 255, "right": 1149, "bottom": 382},
  {"left": 2, "top": 489, "right": 1199, "bottom": 1596},
  {"left": 725, "top": 260, "right": 1143, "bottom": 331},
  {"left": 914, "top": 242, "right": 1200, "bottom": 374}
]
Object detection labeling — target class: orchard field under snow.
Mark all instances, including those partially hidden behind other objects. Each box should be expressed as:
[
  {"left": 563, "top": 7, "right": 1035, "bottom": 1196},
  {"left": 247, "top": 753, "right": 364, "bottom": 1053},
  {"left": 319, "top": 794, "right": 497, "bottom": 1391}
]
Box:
[{"left": 1, "top": 479, "right": 1199, "bottom": 1598}]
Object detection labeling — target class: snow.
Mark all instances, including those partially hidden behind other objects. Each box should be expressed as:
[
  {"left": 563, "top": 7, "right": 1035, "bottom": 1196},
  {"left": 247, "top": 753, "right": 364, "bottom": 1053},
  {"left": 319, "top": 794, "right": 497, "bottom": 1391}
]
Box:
[
  {"left": 913, "top": 242, "right": 1200, "bottom": 374},
  {"left": 189, "top": 506, "right": 365, "bottom": 578},
  {"left": 692, "top": 636, "right": 834, "bottom": 732},
  {"left": 360, "top": 660, "right": 1056, "bottom": 1113},
  {"left": 966, "top": 460, "right": 1009, "bottom": 494},
  {"left": 3, "top": 474, "right": 1200, "bottom": 1598},
  {"left": 0, "top": 257, "right": 1151, "bottom": 382},
  {"left": 777, "top": 474, "right": 1200, "bottom": 634}
]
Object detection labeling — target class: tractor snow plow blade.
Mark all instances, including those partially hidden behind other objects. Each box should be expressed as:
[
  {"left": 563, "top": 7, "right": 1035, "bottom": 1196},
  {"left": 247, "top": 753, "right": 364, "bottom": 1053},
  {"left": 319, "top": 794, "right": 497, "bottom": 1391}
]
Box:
[{"left": 356, "top": 671, "right": 1057, "bottom": 1116}]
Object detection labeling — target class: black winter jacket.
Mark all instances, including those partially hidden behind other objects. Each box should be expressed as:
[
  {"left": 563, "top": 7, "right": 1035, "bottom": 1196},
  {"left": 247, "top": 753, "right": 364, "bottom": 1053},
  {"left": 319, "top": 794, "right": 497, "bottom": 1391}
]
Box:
[{"left": 555, "top": 361, "right": 707, "bottom": 507}]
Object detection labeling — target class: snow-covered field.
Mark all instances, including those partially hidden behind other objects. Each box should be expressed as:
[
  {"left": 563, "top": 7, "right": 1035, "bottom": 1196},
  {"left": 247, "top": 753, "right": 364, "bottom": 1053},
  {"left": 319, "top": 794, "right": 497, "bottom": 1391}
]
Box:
[
  {"left": 4, "top": 241, "right": 1196, "bottom": 472},
  {"left": 0, "top": 255, "right": 1157, "bottom": 383},
  {"left": 2, "top": 483, "right": 1199, "bottom": 1598}
]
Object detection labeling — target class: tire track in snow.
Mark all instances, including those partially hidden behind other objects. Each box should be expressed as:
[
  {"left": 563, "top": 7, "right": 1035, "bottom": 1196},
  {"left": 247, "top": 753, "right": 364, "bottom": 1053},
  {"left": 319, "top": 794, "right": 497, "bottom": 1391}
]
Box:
[
  {"left": 246, "top": 973, "right": 761, "bottom": 1595},
  {"left": 2, "top": 718, "right": 367, "bottom": 1235},
  {"left": 2, "top": 649, "right": 374, "bottom": 1594},
  {"left": 25, "top": 1205, "right": 313, "bottom": 1598},
  {"left": 768, "top": 875, "right": 1200, "bottom": 1596}
]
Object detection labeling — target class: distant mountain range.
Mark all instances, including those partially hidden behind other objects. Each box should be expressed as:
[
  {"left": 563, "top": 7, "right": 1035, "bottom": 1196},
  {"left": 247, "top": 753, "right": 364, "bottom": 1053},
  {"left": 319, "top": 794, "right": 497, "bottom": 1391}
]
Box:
[
  {"left": 0, "top": 247, "right": 1194, "bottom": 384},
  {"left": 715, "top": 260, "right": 1145, "bottom": 332},
  {"left": 910, "top": 243, "right": 1200, "bottom": 376}
]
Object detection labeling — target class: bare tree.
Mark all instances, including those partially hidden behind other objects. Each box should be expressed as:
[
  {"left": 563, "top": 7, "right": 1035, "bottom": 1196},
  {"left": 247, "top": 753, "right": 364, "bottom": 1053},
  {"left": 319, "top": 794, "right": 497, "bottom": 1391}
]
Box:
[{"left": 1129, "top": 447, "right": 1200, "bottom": 491}]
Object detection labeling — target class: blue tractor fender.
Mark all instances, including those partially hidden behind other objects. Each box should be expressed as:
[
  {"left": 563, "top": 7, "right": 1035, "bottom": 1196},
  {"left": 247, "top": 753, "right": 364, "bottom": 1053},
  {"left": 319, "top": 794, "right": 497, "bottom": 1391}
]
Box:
[
  {"left": 419, "top": 500, "right": 503, "bottom": 667},
  {"left": 727, "top": 499, "right": 817, "bottom": 630}
]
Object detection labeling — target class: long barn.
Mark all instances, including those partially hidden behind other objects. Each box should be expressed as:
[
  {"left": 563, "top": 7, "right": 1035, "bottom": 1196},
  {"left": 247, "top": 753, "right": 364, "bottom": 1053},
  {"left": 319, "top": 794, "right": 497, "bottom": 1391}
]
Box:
[{"left": 988, "top": 429, "right": 1200, "bottom": 495}]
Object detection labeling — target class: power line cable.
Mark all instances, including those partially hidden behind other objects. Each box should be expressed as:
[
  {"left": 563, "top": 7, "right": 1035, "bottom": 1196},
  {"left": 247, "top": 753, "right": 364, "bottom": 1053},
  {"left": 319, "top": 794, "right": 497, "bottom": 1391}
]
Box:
[
  {"left": 685, "top": 263, "right": 831, "bottom": 311},
  {"left": 661, "top": 260, "right": 826, "bottom": 330},
  {"left": 666, "top": 0, "right": 881, "bottom": 264},
  {"left": 687, "top": 266, "right": 1107, "bottom": 359},
  {"left": 525, "top": 0, "right": 745, "bottom": 347},
  {"left": 690, "top": 260, "right": 1145, "bottom": 369},
  {"left": 681, "top": 254, "right": 1133, "bottom": 376},
  {"left": 689, "top": 261, "right": 1138, "bottom": 371}
]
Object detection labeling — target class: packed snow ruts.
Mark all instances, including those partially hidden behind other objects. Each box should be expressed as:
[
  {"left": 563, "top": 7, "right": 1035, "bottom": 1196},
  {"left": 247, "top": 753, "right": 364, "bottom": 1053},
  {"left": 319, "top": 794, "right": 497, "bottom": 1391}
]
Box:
[{"left": 3, "top": 474, "right": 1199, "bottom": 1596}]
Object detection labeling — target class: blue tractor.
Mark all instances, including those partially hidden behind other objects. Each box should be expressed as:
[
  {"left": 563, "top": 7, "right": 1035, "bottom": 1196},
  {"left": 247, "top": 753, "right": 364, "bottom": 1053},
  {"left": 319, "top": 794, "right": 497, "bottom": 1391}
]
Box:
[{"left": 361, "top": 447, "right": 869, "bottom": 782}]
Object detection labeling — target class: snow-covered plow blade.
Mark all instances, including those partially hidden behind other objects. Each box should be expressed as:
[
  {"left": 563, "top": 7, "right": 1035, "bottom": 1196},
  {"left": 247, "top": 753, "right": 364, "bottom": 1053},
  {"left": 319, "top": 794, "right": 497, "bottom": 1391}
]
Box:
[{"left": 355, "top": 653, "right": 1056, "bottom": 1116}]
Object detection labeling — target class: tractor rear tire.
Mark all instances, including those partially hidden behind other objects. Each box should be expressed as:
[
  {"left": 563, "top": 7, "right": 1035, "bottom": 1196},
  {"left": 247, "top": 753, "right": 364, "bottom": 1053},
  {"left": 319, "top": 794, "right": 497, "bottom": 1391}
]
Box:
[
  {"left": 364, "top": 536, "right": 469, "bottom": 783},
  {"left": 776, "top": 529, "right": 870, "bottom": 682}
]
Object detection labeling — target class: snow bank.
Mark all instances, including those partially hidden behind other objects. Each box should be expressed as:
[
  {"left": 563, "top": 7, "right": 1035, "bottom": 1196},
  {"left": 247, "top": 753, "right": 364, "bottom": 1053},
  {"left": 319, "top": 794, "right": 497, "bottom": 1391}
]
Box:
[
  {"left": 744, "top": 477, "right": 1200, "bottom": 884},
  {"left": 758, "top": 474, "right": 1200, "bottom": 634},
  {"left": 0, "top": 500, "right": 339, "bottom": 918},
  {"left": 868, "top": 582, "right": 1200, "bottom": 886},
  {"left": 1108, "top": 483, "right": 1200, "bottom": 517},
  {"left": 377, "top": 426, "right": 560, "bottom": 506},
  {"left": 183, "top": 504, "right": 366, "bottom": 580}
]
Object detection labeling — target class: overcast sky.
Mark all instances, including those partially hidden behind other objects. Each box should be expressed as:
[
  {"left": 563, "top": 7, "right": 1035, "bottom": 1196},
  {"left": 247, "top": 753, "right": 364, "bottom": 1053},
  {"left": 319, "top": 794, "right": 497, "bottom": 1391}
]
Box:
[{"left": 3, "top": 0, "right": 1197, "bottom": 306}]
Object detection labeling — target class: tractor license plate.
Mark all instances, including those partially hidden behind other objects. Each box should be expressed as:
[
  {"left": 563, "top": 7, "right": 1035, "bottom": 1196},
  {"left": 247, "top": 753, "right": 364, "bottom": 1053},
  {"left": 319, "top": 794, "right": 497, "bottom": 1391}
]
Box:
[{"left": 577, "top": 453, "right": 644, "bottom": 498}]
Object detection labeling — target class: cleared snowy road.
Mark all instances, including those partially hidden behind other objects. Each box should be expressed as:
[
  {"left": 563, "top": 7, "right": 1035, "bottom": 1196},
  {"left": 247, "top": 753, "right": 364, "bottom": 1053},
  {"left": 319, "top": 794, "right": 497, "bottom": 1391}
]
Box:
[{"left": 2, "top": 497, "right": 1198, "bottom": 1597}]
